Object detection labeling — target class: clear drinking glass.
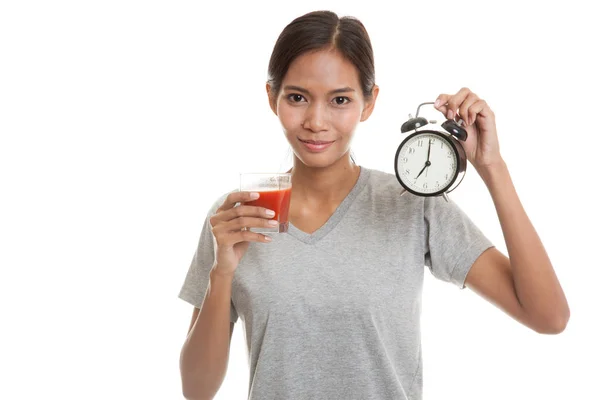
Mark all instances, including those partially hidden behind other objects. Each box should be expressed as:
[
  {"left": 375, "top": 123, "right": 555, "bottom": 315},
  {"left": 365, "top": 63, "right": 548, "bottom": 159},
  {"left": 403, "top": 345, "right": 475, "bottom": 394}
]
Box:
[{"left": 239, "top": 173, "right": 292, "bottom": 233}]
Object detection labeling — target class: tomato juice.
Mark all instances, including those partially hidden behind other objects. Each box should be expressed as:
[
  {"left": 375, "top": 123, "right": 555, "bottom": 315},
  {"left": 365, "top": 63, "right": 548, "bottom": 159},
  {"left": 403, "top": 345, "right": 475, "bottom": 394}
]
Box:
[{"left": 245, "top": 187, "right": 292, "bottom": 226}]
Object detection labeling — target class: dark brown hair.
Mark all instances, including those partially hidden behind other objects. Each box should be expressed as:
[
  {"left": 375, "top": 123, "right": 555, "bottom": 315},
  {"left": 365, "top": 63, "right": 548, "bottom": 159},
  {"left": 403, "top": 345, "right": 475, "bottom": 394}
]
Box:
[{"left": 267, "top": 10, "right": 376, "bottom": 101}]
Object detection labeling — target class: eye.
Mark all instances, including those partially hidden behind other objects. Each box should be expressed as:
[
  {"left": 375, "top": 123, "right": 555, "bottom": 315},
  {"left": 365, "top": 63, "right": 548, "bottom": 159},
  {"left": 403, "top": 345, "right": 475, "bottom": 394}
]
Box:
[
  {"left": 333, "top": 96, "right": 351, "bottom": 105},
  {"left": 287, "top": 94, "right": 306, "bottom": 103}
]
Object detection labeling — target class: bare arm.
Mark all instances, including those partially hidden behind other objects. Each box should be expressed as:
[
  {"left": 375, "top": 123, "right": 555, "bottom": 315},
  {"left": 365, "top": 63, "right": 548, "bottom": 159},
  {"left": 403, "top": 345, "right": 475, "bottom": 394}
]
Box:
[
  {"left": 187, "top": 308, "right": 234, "bottom": 338},
  {"left": 180, "top": 267, "right": 235, "bottom": 400},
  {"left": 433, "top": 89, "right": 569, "bottom": 334},
  {"left": 179, "top": 191, "right": 273, "bottom": 399},
  {"left": 465, "top": 161, "right": 570, "bottom": 334}
]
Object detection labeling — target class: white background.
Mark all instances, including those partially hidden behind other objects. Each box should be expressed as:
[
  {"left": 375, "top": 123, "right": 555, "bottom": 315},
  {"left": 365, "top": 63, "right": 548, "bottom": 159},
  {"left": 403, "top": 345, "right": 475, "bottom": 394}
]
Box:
[{"left": 1, "top": 0, "right": 599, "bottom": 399}]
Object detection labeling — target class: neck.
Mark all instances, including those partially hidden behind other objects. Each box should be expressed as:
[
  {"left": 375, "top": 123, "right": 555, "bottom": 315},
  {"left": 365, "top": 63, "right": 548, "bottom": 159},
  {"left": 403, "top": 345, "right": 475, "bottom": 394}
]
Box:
[{"left": 287, "top": 155, "right": 360, "bottom": 205}]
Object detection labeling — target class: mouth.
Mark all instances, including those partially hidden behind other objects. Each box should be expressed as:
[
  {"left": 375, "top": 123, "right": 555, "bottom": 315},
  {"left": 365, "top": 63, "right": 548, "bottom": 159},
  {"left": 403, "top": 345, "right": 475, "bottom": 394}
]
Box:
[
  {"left": 299, "top": 139, "right": 335, "bottom": 145},
  {"left": 298, "top": 138, "right": 336, "bottom": 152}
]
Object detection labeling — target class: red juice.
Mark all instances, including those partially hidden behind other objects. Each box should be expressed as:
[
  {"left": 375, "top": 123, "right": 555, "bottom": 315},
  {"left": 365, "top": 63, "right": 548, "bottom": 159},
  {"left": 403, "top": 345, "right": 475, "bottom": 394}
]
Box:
[{"left": 246, "top": 187, "right": 292, "bottom": 229}]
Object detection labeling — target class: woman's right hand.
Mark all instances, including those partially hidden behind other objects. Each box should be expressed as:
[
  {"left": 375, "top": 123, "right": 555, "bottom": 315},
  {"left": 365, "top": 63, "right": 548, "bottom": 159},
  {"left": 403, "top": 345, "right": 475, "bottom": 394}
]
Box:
[{"left": 209, "top": 191, "right": 276, "bottom": 277}]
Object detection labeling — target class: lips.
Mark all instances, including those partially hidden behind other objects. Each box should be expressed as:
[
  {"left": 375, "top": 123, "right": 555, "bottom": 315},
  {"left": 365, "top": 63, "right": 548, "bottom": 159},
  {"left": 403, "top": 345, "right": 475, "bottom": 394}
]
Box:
[
  {"left": 299, "top": 139, "right": 335, "bottom": 145},
  {"left": 298, "top": 138, "right": 335, "bottom": 152}
]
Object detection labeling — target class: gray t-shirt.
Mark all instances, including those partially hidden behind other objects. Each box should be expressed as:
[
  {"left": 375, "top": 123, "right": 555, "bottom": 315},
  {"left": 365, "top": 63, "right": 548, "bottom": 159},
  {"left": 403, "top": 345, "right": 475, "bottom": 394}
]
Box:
[{"left": 179, "top": 166, "right": 494, "bottom": 400}]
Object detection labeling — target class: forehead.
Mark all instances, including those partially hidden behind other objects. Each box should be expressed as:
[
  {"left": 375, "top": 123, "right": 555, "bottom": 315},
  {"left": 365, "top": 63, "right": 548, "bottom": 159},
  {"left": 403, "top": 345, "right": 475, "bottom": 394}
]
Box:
[{"left": 283, "top": 49, "right": 360, "bottom": 90}]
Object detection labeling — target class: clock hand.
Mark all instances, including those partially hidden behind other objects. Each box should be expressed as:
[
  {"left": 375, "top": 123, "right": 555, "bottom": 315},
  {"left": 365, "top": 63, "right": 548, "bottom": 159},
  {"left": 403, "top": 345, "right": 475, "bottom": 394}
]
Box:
[
  {"left": 415, "top": 163, "right": 427, "bottom": 180},
  {"left": 416, "top": 141, "right": 433, "bottom": 181},
  {"left": 426, "top": 140, "right": 432, "bottom": 162}
]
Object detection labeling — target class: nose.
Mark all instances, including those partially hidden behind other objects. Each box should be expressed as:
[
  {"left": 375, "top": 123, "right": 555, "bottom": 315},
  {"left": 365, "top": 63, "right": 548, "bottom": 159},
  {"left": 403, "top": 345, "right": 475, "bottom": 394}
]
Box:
[{"left": 302, "top": 102, "right": 329, "bottom": 132}]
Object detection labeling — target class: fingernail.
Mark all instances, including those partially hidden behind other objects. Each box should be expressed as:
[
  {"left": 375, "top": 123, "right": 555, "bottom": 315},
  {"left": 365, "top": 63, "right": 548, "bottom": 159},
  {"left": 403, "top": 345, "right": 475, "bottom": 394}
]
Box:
[
  {"left": 447, "top": 109, "right": 454, "bottom": 119},
  {"left": 265, "top": 209, "right": 275, "bottom": 217},
  {"left": 434, "top": 99, "right": 440, "bottom": 107},
  {"left": 250, "top": 192, "right": 259, "bottom": 199},
  {"left": 268, "top": 220, "right": 278, "bottom": 226}
]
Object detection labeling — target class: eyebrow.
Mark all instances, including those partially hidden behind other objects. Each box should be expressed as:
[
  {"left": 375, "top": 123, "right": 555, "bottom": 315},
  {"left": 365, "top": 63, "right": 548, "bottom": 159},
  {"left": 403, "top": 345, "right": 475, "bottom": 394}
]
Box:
[{"left": 283, "top": 85, "right": 356, "bottom": 95}]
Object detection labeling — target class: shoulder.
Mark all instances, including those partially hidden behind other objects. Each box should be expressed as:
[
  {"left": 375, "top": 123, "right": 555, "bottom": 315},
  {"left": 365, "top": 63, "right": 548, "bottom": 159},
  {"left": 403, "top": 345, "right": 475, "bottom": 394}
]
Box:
[
  {"left": 362, "top": 167, "right": 456, "bottom": 212},
  {"left": 362, "top": 167, "right": 420, "bottom": 201},
  {"left": 364, "top": 167, "right": 403, "bottom": 192},
  {"left": 360, "top": 166, "right": 423, "bottom": 213}
]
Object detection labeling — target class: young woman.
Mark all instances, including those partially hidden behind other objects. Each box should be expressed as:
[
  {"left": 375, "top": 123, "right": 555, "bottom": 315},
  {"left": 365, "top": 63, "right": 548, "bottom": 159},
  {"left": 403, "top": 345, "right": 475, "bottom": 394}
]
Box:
[{"left": 178, "top": 10, "right": 570, "bottom": 400}]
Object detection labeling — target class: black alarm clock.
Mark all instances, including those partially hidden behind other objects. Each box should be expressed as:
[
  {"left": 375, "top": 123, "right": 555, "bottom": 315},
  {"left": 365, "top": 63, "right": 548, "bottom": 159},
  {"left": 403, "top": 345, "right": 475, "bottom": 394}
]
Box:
[{"left": 395, "top": 101, "right": 469, "bottom": 202}]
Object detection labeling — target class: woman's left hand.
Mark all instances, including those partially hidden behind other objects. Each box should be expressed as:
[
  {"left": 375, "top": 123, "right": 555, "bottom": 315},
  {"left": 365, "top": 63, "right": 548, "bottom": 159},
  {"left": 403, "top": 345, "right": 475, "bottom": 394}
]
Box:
[{"left": 434, "top": 87, "right": 503, "bottom": 170}]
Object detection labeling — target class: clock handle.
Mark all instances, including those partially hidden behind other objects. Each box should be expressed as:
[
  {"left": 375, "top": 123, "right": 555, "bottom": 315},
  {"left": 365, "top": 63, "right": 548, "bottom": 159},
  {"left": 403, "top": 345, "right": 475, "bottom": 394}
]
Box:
[{"left": 409, "top": 102, "right": 468, "bottom": 141}]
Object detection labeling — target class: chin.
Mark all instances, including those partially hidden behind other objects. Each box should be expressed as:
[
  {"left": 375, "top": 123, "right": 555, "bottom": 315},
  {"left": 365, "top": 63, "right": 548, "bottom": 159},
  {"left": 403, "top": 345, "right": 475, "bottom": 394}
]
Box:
[
  {"left": 299, "top": 159, "right": 334, "bottom": 169},
  {"left": 292, "top": 148, "right": 346, "bottom": 169}
]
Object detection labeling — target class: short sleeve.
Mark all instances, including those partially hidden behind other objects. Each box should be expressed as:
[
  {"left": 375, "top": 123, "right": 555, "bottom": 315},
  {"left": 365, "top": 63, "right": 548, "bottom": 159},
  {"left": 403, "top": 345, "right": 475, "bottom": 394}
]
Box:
[
  {"left": 423, "top": 195, "right": 495, "bottom": 289},
  {"left": 178, "top": 196, "right": 239, "bottom": 323}
]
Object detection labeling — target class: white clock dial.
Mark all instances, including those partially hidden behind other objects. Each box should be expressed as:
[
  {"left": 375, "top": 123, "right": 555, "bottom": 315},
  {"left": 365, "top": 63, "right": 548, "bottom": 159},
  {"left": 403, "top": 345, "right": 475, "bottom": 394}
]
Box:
[{"left": 397, "top": 133, "right": 457, "bottom": 194}]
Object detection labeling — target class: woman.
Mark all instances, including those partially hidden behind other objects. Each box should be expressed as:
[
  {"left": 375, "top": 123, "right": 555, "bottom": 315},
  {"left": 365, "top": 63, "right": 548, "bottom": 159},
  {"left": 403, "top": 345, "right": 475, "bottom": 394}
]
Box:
[{"left": 178, "top": 10, "right": 570, "bottom": 400}]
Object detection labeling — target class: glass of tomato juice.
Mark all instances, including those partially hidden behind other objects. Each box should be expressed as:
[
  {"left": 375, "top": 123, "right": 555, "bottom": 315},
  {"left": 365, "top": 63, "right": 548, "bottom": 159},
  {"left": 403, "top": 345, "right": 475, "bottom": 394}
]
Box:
[{"left": 239, "top": 173, "right": 292, "bottom": 233}]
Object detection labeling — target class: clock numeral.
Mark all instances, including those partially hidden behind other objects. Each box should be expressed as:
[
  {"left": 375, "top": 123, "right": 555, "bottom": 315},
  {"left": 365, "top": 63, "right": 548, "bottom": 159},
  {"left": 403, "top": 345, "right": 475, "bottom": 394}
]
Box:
[
  {"left": 409, "top": 147, "right": 415, "bottom": 154},
  {"left": 447, "top": 153, "right": 452, "bottom": 158},
  {"left": 417, "top": 140, "right": 423, "bottom": 147},
  {"left": 423, "top": 183, "right": 428, "bottom": 189},
  {"left": 445, "top": 174, "right": 448, "bottom": 180},
  {"left": 401, "top": 157, "right": 408, "bottom": 163},
  {"left": 429, "top": 138, "right": 435, "bottom": 144},
  {"left": 405, "top": 169, "right": 411, "bottom": 175}
]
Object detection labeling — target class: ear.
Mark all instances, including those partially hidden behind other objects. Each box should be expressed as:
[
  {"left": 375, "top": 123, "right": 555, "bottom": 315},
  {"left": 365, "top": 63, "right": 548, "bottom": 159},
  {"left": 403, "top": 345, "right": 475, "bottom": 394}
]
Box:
[
  {"left": 266, "top": 83, "right": 278, "bottom": 115},
  {"left": 360, "top": 84, "right": 379, "bottom": 122}
]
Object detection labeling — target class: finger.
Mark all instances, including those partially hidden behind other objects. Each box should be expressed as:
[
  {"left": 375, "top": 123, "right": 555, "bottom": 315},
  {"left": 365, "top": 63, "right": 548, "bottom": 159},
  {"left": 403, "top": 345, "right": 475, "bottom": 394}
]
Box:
[
  {"left": 212, "top": 216, "right": 277, "bottom": 244},
  {"left": 213, "top": 205, "right": 275, "bottom": 225},
  {"left": 219, "top": 230, "right": 272, "bottom": 246},
  {"left": 222, "top": 216, "right": 279, "bottom": 233},
  {"left": 442, "top": 87, "right": 472, "bottom": 120},
  {"left": 446, "top": 87, "right": 472, "bottom": 120},
  {"left": 216, "top": 191, "right": 260, "bottom": 215},
  {"left": 434, "top": 94, "right": 451, "bottom": 116},
  {"left": 211, "top": 192, "right": 261, "bottom": 229},
  {"left": 230, "top": 230, "right": 273, "bottom": 244},
  {"left": 467, "top": 99, "right": 490, "bottom": 126},
  {"left": 458, "top": 92, "right": 480, "bottom": 125}
]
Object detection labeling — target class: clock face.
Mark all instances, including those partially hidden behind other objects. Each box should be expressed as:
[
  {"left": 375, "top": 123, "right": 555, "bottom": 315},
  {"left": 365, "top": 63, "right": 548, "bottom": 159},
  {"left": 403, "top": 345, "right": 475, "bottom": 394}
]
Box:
[{"left": 395, "top": 132, "right": 458, "bottom": 195}]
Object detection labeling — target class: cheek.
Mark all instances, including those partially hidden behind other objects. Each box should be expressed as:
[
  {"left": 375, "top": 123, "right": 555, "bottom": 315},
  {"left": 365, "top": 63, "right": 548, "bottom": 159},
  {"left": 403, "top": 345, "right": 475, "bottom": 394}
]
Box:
[
  {"left": 332, "top": 106, "right": 362, "bottom": 133},
  {"left": 277, "top": 103, "right": 303, "bottom": 130}
]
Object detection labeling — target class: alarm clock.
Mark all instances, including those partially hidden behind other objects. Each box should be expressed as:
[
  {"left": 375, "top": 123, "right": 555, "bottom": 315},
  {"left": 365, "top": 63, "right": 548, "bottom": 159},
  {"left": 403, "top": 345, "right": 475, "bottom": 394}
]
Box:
[{"left": 395, "top": 101, "right": 469, "bottom": 202}]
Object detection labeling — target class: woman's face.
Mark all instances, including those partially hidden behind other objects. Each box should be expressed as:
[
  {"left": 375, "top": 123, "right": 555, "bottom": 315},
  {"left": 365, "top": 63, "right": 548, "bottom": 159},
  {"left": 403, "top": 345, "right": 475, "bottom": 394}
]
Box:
[{"left": 268, "top": 49, "right": 378, "bottom": 169}]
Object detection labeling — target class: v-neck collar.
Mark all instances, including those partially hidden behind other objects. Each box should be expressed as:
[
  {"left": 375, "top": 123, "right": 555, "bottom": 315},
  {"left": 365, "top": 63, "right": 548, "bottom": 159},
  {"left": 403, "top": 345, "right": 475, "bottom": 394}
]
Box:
[{"left": 287, "top": 166, "right": 370, "bottom": 245}]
